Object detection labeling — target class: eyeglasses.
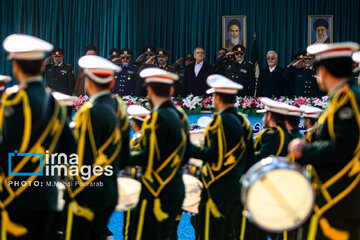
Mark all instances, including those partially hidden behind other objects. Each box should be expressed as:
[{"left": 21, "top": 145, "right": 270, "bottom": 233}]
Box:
[
  {"left": 121, "top": 57, "right": 130, "bottom": 60},
  {"left": 235, "top": 52, "right": 244, "bottom": 55},
  {"left": 267, "top": 57, "right": 275, "bottom": 60}
]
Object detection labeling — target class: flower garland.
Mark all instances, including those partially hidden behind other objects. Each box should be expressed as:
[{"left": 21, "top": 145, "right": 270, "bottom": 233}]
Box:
[{"left": 74, "top": 94, "right": 329, "bottom": 116}]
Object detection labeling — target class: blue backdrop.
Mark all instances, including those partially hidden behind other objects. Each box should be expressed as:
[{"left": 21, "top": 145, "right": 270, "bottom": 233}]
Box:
[{"left": 1, "top": 0, "right": 359, "bottom": 83}]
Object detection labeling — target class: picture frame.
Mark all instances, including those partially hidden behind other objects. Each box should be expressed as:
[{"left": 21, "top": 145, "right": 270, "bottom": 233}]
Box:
[
  {"left": 222, "top": 15, "right": 247, "bottom": 51},
  {"left": 308, "top": 15, "right": 333, "bottom": 45}
]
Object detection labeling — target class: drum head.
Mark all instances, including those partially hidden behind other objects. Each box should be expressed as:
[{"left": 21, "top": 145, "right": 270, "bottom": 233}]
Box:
[
  {"left": 182, "top": 174, "right": 203, "bottom": 213},
  {"left": 189, "top": 130, "right": 205, "bottom": 146},
  {"left": 116, "top": 177, "right": 141, "bottom": 211},
  {"left": 242, "top": 157, "right": 314, "bottom": 232}
]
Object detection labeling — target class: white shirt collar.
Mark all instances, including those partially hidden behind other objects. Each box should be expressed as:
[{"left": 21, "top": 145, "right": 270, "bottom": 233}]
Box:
[{"left": 269, "top": 66, "right": 277, "bottom": 72}]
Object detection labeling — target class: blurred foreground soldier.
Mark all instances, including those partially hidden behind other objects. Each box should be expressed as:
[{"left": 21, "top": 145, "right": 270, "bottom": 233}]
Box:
[
  {"left": 0, "top": 34, "right": 76, "bottom": 240},
  {"left": 255, "top": 98, "right": 292, "bottom": 162},
  {"left": 135, "top": 46, "right": 157, "bottom": 96},
  {"left": 283, "top": 52, "right": 321, "bottom": 97},
  {"left": 43, "top": 48, "right": 75, "bottom": 95},
  {"left": 190, "top": 74, "right": 249, "bottom": 240},
  {"left": 300, "top": 105, "right": 323, "bottom": 143},
  {"left": 284, "top": 104, "right": 303, "bottom": 140},
  {"left": 73, "top": 45, "right": 98, "bottom": 96},
  {"left": 129, "top": 68, "right": 189, "bottom": 240},
  {"left": 113, "top": 48, "right": 137, "bottom": 96},
  {"left": 65, "top": 55, "right": 129, "bottom": 240},
  {"left": 0, "top": 75, "right": 11, "bottom": 98},
  {"left": 221, "top": 44, "right": 255, "bottom": 96},
  {"left": 122, "top": 105, "right": 150, "bottom": 240},
  {"left": 289, "top": 42, "right": 360, "bottom": 240}
]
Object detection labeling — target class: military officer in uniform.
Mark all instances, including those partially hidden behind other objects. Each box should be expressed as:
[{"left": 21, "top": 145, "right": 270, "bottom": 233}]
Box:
[
  {"left": 190, "top": 74, "right": 250, "bottom": 240},
  {"left": 43, "top": 48, "right": 75, "bottom": 95},
  {"left": 284, "top": 104, "right": 303, "bottom": 140},
  {"left": 289, "top": 42, "right": 360, "bottom": 240},
  {"left": 300, "top": 105, "right": 323, "bottom": 143},
  {"left": 255, "top": 98, "right": 292, "bottom": 161},
  {"left": 107, "top": 48, "right": 121, "bottom": 65},
  {"left": 128, "top": 68, "right": 189, "bottom": 240},
  {"left": 283, "top": 53, "right": 322, "bottom": 98},
  {"left": 112, "top": 48, "right": 138, "bottom": 96},
  {"left": 135, "top": 46, "right": 157, "bottom": 96},
  {"left": 0, "top": 34, "right": 76, "bottom": 240},
  {"left": 219, "top": 44, "right": 256, "bottom": 96},
  {"left": 156, "top": 48, "right": 180, "bottom": 96},
  {"left": 172, "top": 53, "right": 195, "bottom": 96},
  {"left": 64, "top": 55, "right": 129, "bottom": 240}
]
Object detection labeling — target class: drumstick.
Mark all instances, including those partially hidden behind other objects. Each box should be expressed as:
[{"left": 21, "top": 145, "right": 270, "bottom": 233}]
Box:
[{"left": 260, "top": 175, "right": 302, "bottom": 224}]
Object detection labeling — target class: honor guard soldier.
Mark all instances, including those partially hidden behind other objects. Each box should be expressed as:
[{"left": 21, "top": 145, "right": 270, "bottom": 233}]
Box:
[
  {"left": 107, "top": 48, "right": 121, "bottom": 65},
  {"left": 190, "top": 74, "right": 251, "bottom": 240},
  {"left": 112, "top": 48, "right": 138, "bottom": 96},
  {"left": 135, "top": 46, "right": 157, "bottom": 96},
  {"left": 300, "top": 105, "right": 323, "bottom": 143},
  {"left": 43, "top": 48, "right": 75, "bottom": 95},
  {"left": 284, "top": 104, "right": 303, "bottom": 139},
  {"left": 122, "top": 104, "right": 150, "bottom": 240},
  {"left": 217, "top": 44, "right": 256, "bottom": 96},
  {"left": 0, "top": 75, "right": 11, "bottom": 98},
  {"left": 64, "top": 55, "right": 129, "bottom": 240},
  {"left": 283, "top": 52, "right": 322, "bottom": 98},
  {"left": 0, "top": 34, "right": 76, "bottom": 240},
  {"left": 129, "top": 68, "right": 189, "bottom": 240},
  {"left": 255, "top": 98, "right": 292, "bottom": 162},
  {"left": 289, "top": 42, "right": 360, "bottom": 240}
]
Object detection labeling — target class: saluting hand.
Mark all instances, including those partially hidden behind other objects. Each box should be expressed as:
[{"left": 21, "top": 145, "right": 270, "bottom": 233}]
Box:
[
  {"left": 43, "top": 56, "right": 52, "bottom": 66},
  {"left": 175, "top": 58, "right": 184, "bottom": 65},
  {"left": 146, "top": 55, "right": 155, "bottom": 64},
  {"left": 135, "top": 54, "right": 145, "bottom": 63},
  {"left": 292, "top": 59, "right": 304, "bottom": 67}
]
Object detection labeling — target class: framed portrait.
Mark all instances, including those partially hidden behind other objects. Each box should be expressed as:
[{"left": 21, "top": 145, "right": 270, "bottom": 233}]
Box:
[
  {"left": 222, "top": 15, "right": 247, "bottom": 51},
  {"left": 308, "top": 15, "right": 333, "bottom": 45}
]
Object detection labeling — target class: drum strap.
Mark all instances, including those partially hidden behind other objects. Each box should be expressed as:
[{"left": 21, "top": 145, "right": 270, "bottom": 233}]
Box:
[
  {"left": 0, "top": 92, "right": 66, "bottom": 239},
  {"left": 65, "top": 101, "right": 122, "bottom": 239},
  {"left": 307, "top": 86, "right": 360, "bottom": 240},
  {"left": 140, "top": 111, "right": 187, "bottom": 221}
]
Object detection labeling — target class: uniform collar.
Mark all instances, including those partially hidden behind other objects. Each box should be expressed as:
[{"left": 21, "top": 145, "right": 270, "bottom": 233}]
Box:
[
  {"left": 328, "top": 79, "right": 349, "bottom": 98},
  {"left": 219, "top": 106, "right": 236, "bottom": 114},
  {"left": 55, "top": 62, "right": 63, "bottom": 67},
  {"left": 89, "top": 90, "right": 111, "bottom": 102},
  {"left": 23, "top": 76, "right": 43, "bottom": 85},
  {"left": 154, "top": 99, "right": 172, "bottom": 111}
]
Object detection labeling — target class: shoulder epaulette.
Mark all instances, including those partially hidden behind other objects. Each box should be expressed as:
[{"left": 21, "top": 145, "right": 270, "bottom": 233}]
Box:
[{"left": 265, "top": 128, "right": 276, "bottom": 134}]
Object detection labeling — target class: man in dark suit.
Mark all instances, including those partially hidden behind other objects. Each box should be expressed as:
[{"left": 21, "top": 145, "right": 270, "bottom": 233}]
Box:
[
  {"left": 184, "top": 47, "right": 214, "bottom": 96},
  {"left": 257, "top": 51, "right": 286, "bottom": 97}
]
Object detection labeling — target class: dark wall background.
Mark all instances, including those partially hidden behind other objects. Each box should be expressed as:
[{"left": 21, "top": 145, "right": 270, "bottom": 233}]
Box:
[{"left": 1, "top": 0, "right": 359, "bottom": 82}]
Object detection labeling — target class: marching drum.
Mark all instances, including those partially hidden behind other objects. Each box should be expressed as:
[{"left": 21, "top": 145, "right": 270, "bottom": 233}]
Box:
[
  {"left": 182, "top": 174, "right": 203, "bottom": 214},
  {"left": 241, "top": 156, "right": 314, "bottom": 232},
  {"left": 116, "top": 177, "right": 141, "bottom": 211}
]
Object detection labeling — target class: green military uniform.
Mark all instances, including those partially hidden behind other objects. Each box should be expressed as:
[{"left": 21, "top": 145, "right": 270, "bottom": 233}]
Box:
[
  {"left": 290, "top": 127, "right": 303, "bottom": 140},
  {"left": 44, "top": 62, "right": 75, "bottom": 95},
  {"left": 65, "top": 91, "right": 129, "bottom": 240},
  {"left": 223, "top": 59, "right": 255, "bottom": 97},
  {"left": 298, "top": 79, "right": 360, "bottom": 240},
  {"left": 254, "top": 122, "right": 291, "bottom": 162},
  {"left": 0, "top": 78, "right": 76, "bottom": 240},
  {"left": 129, "top": 100, "right": 188, "bottom": 240},
  {"left": 191, "top": 107, "right": 247, "bottom": 240}
]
